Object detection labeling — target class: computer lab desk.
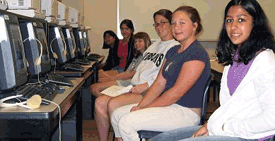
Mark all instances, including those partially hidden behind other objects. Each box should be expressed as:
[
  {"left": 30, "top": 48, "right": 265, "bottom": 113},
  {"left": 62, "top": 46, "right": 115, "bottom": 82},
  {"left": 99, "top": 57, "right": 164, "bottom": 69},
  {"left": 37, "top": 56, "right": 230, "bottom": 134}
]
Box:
[
  {"left": 206, "top": 47, "right": 224, "bottom": 74},
  {"left": 0, "top": 61, "right": 98, "bottom": 141}
]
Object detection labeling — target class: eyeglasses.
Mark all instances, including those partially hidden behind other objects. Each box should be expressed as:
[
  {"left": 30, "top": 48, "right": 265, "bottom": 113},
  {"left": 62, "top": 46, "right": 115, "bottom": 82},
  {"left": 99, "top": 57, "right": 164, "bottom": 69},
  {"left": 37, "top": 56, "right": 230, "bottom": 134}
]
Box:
[{"left": 153, "top": 21, "right": 169, "bottom": 27}]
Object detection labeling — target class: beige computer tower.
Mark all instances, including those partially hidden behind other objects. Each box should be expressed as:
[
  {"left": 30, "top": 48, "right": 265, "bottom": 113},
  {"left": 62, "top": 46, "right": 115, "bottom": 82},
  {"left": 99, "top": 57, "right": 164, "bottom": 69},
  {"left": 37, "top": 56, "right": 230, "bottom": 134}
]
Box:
[
  {"left": 41, "top": 0, "right": 58, "bottom": 23},
  {"left": 6, "top": 0, "right": 40, "bottom": 10},
  {"left": 7, "top": 0, "right": 45, "bottom": 18},
  {"left": 0, "top": 0, "right": 8, "bottom": 10},
  {"left": 68, "top": 6, "right": 79, "bottom": 27},
  {"left": 57, "top": 1, "right": 69, "bottom": 26}
]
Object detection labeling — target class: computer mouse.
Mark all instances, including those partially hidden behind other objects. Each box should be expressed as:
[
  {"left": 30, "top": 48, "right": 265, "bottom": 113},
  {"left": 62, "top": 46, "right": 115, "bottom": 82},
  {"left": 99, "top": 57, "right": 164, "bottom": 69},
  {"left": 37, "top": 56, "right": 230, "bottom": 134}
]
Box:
[{"left": 43, "top": 83, "right": 60, "bottom": 91}]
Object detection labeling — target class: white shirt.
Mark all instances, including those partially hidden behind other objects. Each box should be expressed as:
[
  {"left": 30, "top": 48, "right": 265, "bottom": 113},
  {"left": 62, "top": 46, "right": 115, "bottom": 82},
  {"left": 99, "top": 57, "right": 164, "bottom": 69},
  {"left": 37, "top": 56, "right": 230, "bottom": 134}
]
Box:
[
  {"left": 207, "top": 49, "right": 275, "bottom": 139},
  {"left": 130, "top": 39, "right": 179, "bottom": 86}
]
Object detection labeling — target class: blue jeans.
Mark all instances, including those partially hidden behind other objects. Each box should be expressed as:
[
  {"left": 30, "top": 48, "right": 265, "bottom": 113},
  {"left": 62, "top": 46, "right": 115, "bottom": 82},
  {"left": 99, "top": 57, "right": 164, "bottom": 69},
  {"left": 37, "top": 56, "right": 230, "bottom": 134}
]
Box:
[
  {"left": 150, "top": 126, "right": 258, "bottom": 141},
  {"left": 112, "top": 65, "right": 124, "bottom": 73}
]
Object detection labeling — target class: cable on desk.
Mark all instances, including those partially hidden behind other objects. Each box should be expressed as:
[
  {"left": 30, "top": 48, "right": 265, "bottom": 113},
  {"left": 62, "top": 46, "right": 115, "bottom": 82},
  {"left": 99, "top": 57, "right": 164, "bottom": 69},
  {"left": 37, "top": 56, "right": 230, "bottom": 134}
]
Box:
[{"left": 42, "top": 99, "right": 62, "bottom": 141}]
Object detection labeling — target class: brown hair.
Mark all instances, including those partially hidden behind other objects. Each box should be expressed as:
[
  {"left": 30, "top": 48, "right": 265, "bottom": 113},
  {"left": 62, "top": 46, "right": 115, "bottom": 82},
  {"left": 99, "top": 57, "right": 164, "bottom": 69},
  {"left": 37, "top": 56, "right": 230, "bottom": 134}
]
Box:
[
  {"left": 173, "top": 6, "right": 203, "bottom": 35},
  {"left": 153, "top": 9, "right": 173, "bottom": 23},
  {"left": 133, "top": 32, "right": 151, "bottom": 57},
  {"left": 133, "top": 32, "right": 151, "bottom": 51}
]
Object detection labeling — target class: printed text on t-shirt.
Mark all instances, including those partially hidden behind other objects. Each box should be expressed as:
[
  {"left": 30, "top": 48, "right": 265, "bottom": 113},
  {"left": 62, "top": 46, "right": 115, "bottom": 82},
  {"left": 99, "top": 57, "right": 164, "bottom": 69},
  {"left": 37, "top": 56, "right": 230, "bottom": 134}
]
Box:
[{"left": 143, "top": 52, "right": 164, "bottom": 67}]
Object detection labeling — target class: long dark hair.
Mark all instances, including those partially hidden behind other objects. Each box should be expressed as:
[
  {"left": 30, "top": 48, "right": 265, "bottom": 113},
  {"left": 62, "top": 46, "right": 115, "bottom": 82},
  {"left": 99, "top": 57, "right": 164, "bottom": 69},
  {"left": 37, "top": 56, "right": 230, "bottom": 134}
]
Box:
[
  {"left": 217, "top": 0, "right": 275, "bottom": 66},
  {"left": 119, "top": 19, "right": 136, "bottom": 71},
  {"left": 120, "top": 19, "right": 135, "bottom": 33},
  {"left": 102, "top": 30, "right": 120, "bottom": 71},
  {"left": 102, "top": 30, "right": 119, "bottom": 49}
]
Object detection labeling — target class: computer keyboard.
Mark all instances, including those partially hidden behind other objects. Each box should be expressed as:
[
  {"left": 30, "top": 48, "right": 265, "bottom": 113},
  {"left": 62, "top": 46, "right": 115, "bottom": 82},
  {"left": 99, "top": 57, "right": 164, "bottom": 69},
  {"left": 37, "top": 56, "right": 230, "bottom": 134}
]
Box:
[
  {"left": 47, "top": 74, "right": 74, "bottom": 87},
  {"left": 74, "top": 58, "right": 90, "bottom": 65},
  {"left": 88, "top": 53, "right": 102, "bottom": 58},
  {"left": 86, "top": 54, "right": 101, "bottom": 61},
  {"left": 16, "top": 84, "right": 58, "bottom": 105},
  {"left": 63, "top": 63, "right": 84, "bottom": 72}
]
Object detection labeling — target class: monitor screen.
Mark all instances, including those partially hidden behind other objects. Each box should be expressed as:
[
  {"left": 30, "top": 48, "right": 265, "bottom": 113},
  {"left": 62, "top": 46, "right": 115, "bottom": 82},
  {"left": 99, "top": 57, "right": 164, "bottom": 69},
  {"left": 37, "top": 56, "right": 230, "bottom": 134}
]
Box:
[
  {"left": 48, "top": 26, "right": 68, "bottom": 65},
  {"left": 78, "top": 31, "right": 83, "bottom": 39},
  {"left": 58, "top": 27, "right": 69, "bottom": 60},
  {"left": 35, "top": 27, "right": 51, "bottom": 73},
  {"left": 82, "top": 31, "right": 87, "bottom": 51},
  {"left": 70, "top": 30, "right": 78, "bottom": 58},
  {"left": 19, "top": 21, "right": 43, "bottom": 76},
  {"left": 83, "top": 30, "right": 90, "bottom": 54},
  {"left": 83, "top": 31, "right": 86, "bottom": 38},
  {"left": 9, "top": 24, "right": 25, "bottom": 70},
  {"left": 73, "top": 28, "right": 85, "bottom": 57},
  {"left": 0, "top": 18, "right": 28, "bottom": 90},
  {"left": 63, "top": 28, "right": 76, "bottom": 60}
]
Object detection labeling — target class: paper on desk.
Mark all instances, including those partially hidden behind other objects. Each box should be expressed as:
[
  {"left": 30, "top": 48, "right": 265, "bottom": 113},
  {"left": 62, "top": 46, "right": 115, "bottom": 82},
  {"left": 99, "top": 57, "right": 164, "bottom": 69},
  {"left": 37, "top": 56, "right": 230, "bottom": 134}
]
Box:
[{"left": 101, "top": 85, "right": 133, "bottom": 97}]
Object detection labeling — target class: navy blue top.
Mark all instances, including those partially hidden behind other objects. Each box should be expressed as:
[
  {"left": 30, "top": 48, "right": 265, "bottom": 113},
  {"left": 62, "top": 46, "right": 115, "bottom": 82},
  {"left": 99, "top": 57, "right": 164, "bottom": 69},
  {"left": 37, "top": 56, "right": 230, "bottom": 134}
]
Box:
[{"left": 162, "top": 40, "right": 211, "bottom": 108}]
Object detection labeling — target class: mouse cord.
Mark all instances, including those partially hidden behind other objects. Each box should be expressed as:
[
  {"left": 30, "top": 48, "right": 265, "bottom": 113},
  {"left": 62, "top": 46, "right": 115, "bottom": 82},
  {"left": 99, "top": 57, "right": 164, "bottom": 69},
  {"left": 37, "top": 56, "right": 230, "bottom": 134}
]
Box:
[{"left": 42, "top": 99, "right": 61, "bottom": 141}]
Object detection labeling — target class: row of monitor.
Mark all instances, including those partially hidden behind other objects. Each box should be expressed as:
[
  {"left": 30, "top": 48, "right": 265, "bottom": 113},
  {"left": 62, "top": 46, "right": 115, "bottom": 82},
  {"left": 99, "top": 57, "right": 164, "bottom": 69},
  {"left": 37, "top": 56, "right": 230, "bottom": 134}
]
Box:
[{"left": 0, "top": 9, "right": 90, "bottom": 91}]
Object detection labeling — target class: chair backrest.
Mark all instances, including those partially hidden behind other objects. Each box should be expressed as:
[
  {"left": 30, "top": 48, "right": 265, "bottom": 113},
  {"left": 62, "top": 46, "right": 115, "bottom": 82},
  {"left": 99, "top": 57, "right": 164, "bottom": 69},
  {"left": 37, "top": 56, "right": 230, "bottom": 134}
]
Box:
[{"left": 199, "top": 75, "right": 212, "bottom": 125}]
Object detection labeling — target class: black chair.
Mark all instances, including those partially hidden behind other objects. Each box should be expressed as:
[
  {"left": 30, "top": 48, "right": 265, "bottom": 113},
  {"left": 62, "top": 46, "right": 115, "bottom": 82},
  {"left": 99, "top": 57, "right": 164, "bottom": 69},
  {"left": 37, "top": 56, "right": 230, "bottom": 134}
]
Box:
[
  {"left": 209, "top": 71, "right": 221, "bottom": 103},
  {"left": 137, "top": 75, "right": 213, "bottom": 141}
]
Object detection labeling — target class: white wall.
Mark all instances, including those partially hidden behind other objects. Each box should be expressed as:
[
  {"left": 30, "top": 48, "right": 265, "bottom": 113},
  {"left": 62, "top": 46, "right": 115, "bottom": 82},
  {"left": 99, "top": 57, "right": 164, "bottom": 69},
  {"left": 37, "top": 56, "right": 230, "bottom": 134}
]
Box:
[
  {"left": 119, "top": 0, "right": 275, "bottom": 41},
  {"left": 61, "top": 0, "right": 117, "bottom": 59},
  {"left": 61, "top": 0, "right": 275, "bottom": 57}
]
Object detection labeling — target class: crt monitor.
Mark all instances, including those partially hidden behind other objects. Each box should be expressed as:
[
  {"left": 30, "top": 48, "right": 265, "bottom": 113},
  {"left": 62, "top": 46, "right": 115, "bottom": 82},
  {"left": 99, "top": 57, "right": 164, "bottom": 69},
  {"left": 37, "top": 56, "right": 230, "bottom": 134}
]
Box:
[
  {"left": 70, "top": 28, "right": 79, "bottom": 58},
  {"left": 61, "top": 27, "right": 76, "bottom": 60},
  {"left": 73, "top": 27, "right": 85, "bottom": 58},
  {"left": 83, "top": 30, "right": 90, "bottom": 55},
  {"left": 48, "top": 25, "right": 68, "bottom": 65},
  {"left": 58, "top": 26, "right": 70, "bottom": 61},
  {"left": 19, "top": 20, "right": 51, "bottom": 76},
  {"left": 34, "top": 22, "right": 51, "bottom": 73},
  {"left": 0, "top": 12, "right": 28, "bottom": 90}
]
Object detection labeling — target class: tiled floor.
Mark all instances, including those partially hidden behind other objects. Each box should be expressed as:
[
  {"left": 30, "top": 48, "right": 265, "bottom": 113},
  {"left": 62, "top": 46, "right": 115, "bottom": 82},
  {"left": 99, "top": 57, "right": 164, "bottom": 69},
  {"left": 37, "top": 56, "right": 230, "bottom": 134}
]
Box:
[{"left": 82, "top": 87, "right": 220, "bottom": 141}]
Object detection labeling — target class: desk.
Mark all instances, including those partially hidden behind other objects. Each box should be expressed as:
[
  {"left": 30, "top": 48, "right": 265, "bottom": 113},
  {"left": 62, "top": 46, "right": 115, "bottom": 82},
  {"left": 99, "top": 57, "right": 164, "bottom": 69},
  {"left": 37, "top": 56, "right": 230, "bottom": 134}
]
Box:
[
  {"left": 206, "top": 48, "right": 224, "bottom": 73},
  {"left": 0, "top": 78, "right": 84, "bottom": 140},
  {"left": 205, "top": 47, "right": 223, "bottom": 103},
  {"left": 50, "top": 61, "right": 96, "bottom": 77},
  {"left": 0, "top": 61, "right": 99, "bottom": 140}
]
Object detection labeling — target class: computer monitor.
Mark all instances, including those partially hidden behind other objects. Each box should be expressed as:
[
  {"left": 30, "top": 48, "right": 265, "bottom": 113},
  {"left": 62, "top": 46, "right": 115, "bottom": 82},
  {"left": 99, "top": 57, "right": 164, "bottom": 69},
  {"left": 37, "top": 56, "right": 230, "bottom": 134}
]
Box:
[
  {"left": 48, "top": 24, "right": 68, "bottom": 65},
  {"left": 61, "top": 26, "right": 76, "bottom": 60},
  {"left": 34, "top": 22, "right": 51, "bottom": 72},
  {"left": 0, "top": 12, "right": 28, "bottom": 90},
  {"left": 73, "top": 27, "right": 85, "bottom": 58},
  {"left": 70, "top": 28, "right": 78, "bottom": 58},
  {"left": 82, "top": 30, "right": 90, "bottom": 55},
  {"left": 19, "top": 19, "right": 51, "bottom": 76}
]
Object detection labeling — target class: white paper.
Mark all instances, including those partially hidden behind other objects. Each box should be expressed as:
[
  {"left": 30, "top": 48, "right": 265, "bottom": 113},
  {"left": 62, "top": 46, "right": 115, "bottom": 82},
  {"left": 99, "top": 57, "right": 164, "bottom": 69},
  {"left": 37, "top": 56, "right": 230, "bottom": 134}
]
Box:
[{"left": 101, "top": 85, "right": 133, "bottom": 97}]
